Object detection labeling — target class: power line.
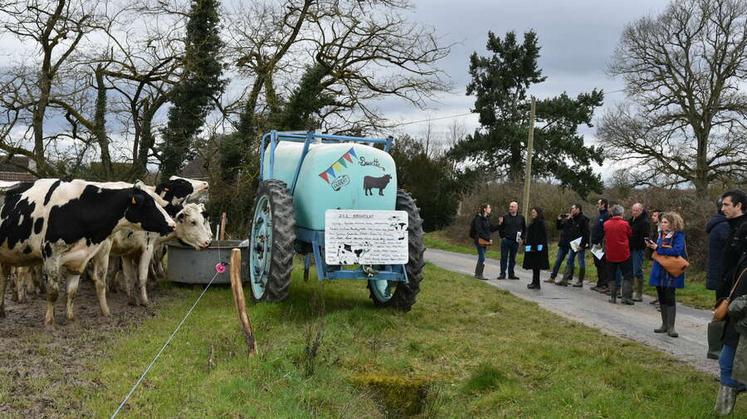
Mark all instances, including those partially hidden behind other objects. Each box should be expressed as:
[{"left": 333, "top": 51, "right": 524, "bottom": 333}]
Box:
[{"left": 391, "top": 112, "right": 475, "bottom": 127}]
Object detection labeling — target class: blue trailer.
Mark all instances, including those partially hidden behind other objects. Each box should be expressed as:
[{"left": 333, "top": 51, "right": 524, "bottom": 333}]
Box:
[{"left": 248, "top": 131, "right": 425, "bottom": 310}]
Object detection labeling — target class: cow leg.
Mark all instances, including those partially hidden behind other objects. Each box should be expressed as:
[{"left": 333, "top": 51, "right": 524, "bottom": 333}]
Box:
[
  {"left": 43, "top": 259, "right": 61, "bottom": 326},
  {"left": 122, "top": 256, "right": 138, "bottom": 306},
  {"left": 0, "top": 264, "right": 10, "bottom": 318},
  {"left": 137, "top": 246, "right": 155, "bottom": 306},
  {"left": 92, "top": 257, "right": 111, "bottom": 317},
  {"left": 65, "top": 273, "right": 81, "bottom": 321}
]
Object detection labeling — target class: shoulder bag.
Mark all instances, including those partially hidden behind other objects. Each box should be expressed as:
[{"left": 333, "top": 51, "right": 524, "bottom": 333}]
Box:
[
  {"left": 709, "top": 267, "right": 747, "bottom": 359},
  {"left": 478, "top": 238, "right": 491, "bottom": 247},
  {"left": 652, "top": 233, "right": 689, "bottom": 277}
]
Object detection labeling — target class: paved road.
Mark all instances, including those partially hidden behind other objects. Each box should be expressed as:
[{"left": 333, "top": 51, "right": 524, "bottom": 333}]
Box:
[{"left": 425, "top": 248, "right": 719, "bottom": 376}]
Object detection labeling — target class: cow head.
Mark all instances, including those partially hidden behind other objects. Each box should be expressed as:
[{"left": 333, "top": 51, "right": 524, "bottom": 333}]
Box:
[
  {"left": 156, "top": 176, "right": 209, "bottom": 206},
  {"left": 174, "top": 203, "right": 212, "bottom": 249},
  {"left": 125, "top": 187, "right": 176, "bottom": 236}
]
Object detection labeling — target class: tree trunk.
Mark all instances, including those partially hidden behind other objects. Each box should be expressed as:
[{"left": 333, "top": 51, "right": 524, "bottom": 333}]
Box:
[{"left": 94, "top": 66, "right": 112, "bottom": 179}]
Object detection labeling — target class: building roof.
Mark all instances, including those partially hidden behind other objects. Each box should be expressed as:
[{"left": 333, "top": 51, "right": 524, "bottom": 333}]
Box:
[{"left": 0, "top": 171, "right": 36, "bottom": 182}]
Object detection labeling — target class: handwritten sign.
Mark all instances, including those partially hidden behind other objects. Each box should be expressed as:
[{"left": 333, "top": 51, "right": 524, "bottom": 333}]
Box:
[{"left": 325, "top": 210, "right": 409, "bottom": 265}]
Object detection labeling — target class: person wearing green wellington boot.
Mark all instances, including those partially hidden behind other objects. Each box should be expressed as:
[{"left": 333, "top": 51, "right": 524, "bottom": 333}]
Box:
[
  {"left": 627, "top": 203, "right": 650, "bottom": 302},
  {"left": 647, "top": 212, "right": 687, "bottom": 338}
]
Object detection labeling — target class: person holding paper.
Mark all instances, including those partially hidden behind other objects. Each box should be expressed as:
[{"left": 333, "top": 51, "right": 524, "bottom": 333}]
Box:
[
  {"left": 590, "top": 198, "right": 610, "bottom": 293},
  {"left": 603, "top": 204, "right": 634, "bottom": 305},
  {"left": 523, "top": 207, "right": 549, "bottom": 289},
  {"left": 551, "top": 204, "right": 590, "bottom": 287},
  {"left": 497, "top": 201, "right": 526, "bottom": 280}
]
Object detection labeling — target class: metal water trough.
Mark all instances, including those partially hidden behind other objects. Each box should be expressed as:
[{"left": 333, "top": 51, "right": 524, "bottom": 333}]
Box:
[{"left": 167, "top": 240, "right": 248, "bottom": 284}]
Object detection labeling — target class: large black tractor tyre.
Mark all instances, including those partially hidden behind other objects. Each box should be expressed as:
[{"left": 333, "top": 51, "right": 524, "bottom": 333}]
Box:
[
  {"left": 249, "top": 180, "right": 296, "bottom": 302},
  {"left": 368, "top": 189, "right": 425, "bottom": 311}
]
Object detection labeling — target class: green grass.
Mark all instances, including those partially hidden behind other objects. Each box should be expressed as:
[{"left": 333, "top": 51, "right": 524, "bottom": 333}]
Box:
[
  {"left": 75, "top": 262, "right": 730, "bottom": 417},
  {"left": 426, "top": 231, "right": 714, "bottom": 309}
]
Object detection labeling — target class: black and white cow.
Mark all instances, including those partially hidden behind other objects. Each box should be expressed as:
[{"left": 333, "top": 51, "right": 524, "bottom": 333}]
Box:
[
  {"left": 91, "top": 202, "right": 211, "bottom": 310},
  {"left": 155, "top": 176, "right": 209, "bottom": 207},
  {"left": 149, "top": 176, "right": 210, "bottom": 280},
  {"left": 0, "top": 179, "right": 175, "bottom": 324}
]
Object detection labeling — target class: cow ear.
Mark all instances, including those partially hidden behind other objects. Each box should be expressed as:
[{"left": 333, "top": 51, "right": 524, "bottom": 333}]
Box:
[
  {"left": 130, "top": 192, "right": 144, "bottom": 207},
  {"left": 176, "top": 212, "right": 185, "bottom": 222}
]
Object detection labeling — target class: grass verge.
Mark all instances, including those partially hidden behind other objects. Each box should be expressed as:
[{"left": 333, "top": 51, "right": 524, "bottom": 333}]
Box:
[
  {"left": 425, "top": 231, "right": 714, "bottom": 309},
  {"left": 75, "top": 262, "right": 728, "bottom": 417}
]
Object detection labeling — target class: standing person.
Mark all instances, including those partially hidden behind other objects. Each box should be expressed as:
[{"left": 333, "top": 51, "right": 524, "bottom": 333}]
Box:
[
  {"left": 523, "top": 207, "right": 550, "bottom": 289},
  {"left": 590, "top": 198, "right": 610, "bottom": 293},
  {"left": 628, "top": 203, "right": 650, "bottom": 302},
  {"left": 648, "top": 209, "right": 663, "bottom": 307},
  {"left": 604, "top": 205, "right": 634, "bottom": 304},
  {"left": 497, "top": 201, "right": 526, "bottom": 280},
  {"left": 547, "top": 208, "right": 574, "bottom": 284},
  {"left": 469, "top": 203, "right": 499, "bottom": 280},
  {"left": 553, "top": 204, "right": 590, "bottom": 287},
  {"left": 714, "top": 190, "right": 747, "bottom": 416},
  {"left": 647, "top": 212, "right": 687, "bottom": 337},
  {"left": 707, "top": 198, "right": 731, "bottom": 300}
]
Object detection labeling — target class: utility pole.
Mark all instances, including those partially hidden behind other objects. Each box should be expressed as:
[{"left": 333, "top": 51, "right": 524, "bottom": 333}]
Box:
[{"left": 522, "top": 97, "right": 536, "bottom": 220}]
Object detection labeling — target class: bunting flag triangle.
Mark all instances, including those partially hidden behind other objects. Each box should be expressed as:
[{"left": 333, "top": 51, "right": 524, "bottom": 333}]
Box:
[
  {"left": 348, "top": 147, "right": 357, "bottom": 158},
  {"left": 332, "top": 162, "right": 343, "bottom": 171},
  {"left": 319, "top": 172, "right": 330, "bottom": 183},
  {"left": 337, "top": 157, "right": 348, "bottom": 168},
  {"left": 326, "top": 167, "right": 336, "bottom": 178},
  {"left": 342, "top": 152, "right": 353, "bottom": 163}
]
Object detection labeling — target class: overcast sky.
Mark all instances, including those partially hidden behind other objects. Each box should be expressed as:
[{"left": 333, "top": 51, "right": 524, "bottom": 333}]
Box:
[{"left": 380, "top": 0, "right": 671, "bottom": 145}]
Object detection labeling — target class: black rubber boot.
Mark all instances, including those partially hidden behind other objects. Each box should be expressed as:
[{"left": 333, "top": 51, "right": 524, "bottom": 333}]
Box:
[
  {"left": 633, "top": 277, "right": 644, "bottom": 302},
  {"left": 608, "top": 282, "right": 617, "bottom": 304},
  {"left": 475, "top": 263, "right": 486, "bottom": 280},
  {"left": 654, "top": 306, "right": 668, "bottom": 333},
  {"left": 667, "top": 305, "right": 678, "bottom": 337},
  {"left": 572, "top": 268, "right": 585, "bottom": 287},
  {"left": 621, "top": 279, "right": 634, "bottom": 305}
]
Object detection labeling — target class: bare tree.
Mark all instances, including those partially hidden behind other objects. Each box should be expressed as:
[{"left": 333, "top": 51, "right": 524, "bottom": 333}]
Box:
[
  {"left": 225, "top": 0, "right": 450, "bottom": 142},
  {"left": 600, "top": 0, "right": 747, "bottom": 191},
  {"left": 0, "top": 0, "right": 99, "bottom": 176}
]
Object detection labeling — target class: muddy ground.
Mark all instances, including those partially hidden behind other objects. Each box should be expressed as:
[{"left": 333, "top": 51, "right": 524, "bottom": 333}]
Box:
[{"left": 0, "top": 280, "right": 181, "bottom": 418}]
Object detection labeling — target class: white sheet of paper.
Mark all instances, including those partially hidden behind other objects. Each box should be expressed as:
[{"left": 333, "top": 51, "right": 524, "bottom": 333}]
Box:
[
  {"left": 325, "top": 210, "right": 409, "bottom": 265},
  {"left": 591, "top": 243, "right": 605, "bottom": 260},
  {"left": 570, "top": 237, "right": 582, "bottom": 252},
  {"left": 516, "top": 231, "right": 522, "bottom": 243}
]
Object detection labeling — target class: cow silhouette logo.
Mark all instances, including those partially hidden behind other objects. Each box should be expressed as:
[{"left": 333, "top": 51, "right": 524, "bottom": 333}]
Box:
[{"left": 363, "top": 174, "right": 392, "bottom": 196}]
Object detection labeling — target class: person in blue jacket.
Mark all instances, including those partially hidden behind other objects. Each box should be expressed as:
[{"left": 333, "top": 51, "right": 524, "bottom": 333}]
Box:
[
  {"left": 646, "top": 212, "right": 687, "bottom": 338},
  {"left": 707, "top": 198, "right": 731, "bottom": 299}
]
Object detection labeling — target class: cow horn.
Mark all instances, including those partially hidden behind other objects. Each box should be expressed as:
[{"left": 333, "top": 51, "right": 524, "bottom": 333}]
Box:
[{"left": 131, "top": 196, "right": 136, "bottom": 205}]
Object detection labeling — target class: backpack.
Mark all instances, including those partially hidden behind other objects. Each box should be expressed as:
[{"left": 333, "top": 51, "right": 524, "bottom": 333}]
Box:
[{"left": 469, "top": 216, "right": 478, "bottom": 239}]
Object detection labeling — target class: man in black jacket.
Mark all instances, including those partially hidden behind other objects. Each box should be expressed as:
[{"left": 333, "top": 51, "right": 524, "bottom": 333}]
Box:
[
  {"left": 590, "top": 198, "right": 610, "bottom": 292},
  {"left": 628, "top": 203, "right": 650, "bottom": 301},
  {"left": 552, "top": 204, "right": 590, "bottom": 287},
  {"left": 715, "top": 189, "right": 747, "bottom": 415},
  {"left": 497, "top": 201, "right": 526, "bottom": 280}
]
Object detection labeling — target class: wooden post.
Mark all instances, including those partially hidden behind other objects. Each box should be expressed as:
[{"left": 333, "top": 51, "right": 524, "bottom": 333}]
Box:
[
  {"left": 219, "top": 212, "right": 227, "bottom": 241},
  {"left": 522, "top": 97, "right": 536, "bottom": 220},
  {"left": 229, "top": 249, "right": 257, "bottom": 355}
]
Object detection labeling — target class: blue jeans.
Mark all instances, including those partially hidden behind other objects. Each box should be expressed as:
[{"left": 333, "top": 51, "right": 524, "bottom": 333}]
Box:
[
  {"left": 720, "top": 343, "right": 747, "bottom": 389},
  {"left": 500, "top": 238, "right": 519, "bottom": 276},
  {"left": 631, "top": 249, "right": 644, "bottom": 279},
  {"left": 476, "top": 244, "right": 486, "bottom": 264},
  {"left": 550, "top": 246, "right": 570, "bottom": 278},
  {"left": 566, "top": 249, "right": 586, "bottom": 276}
]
